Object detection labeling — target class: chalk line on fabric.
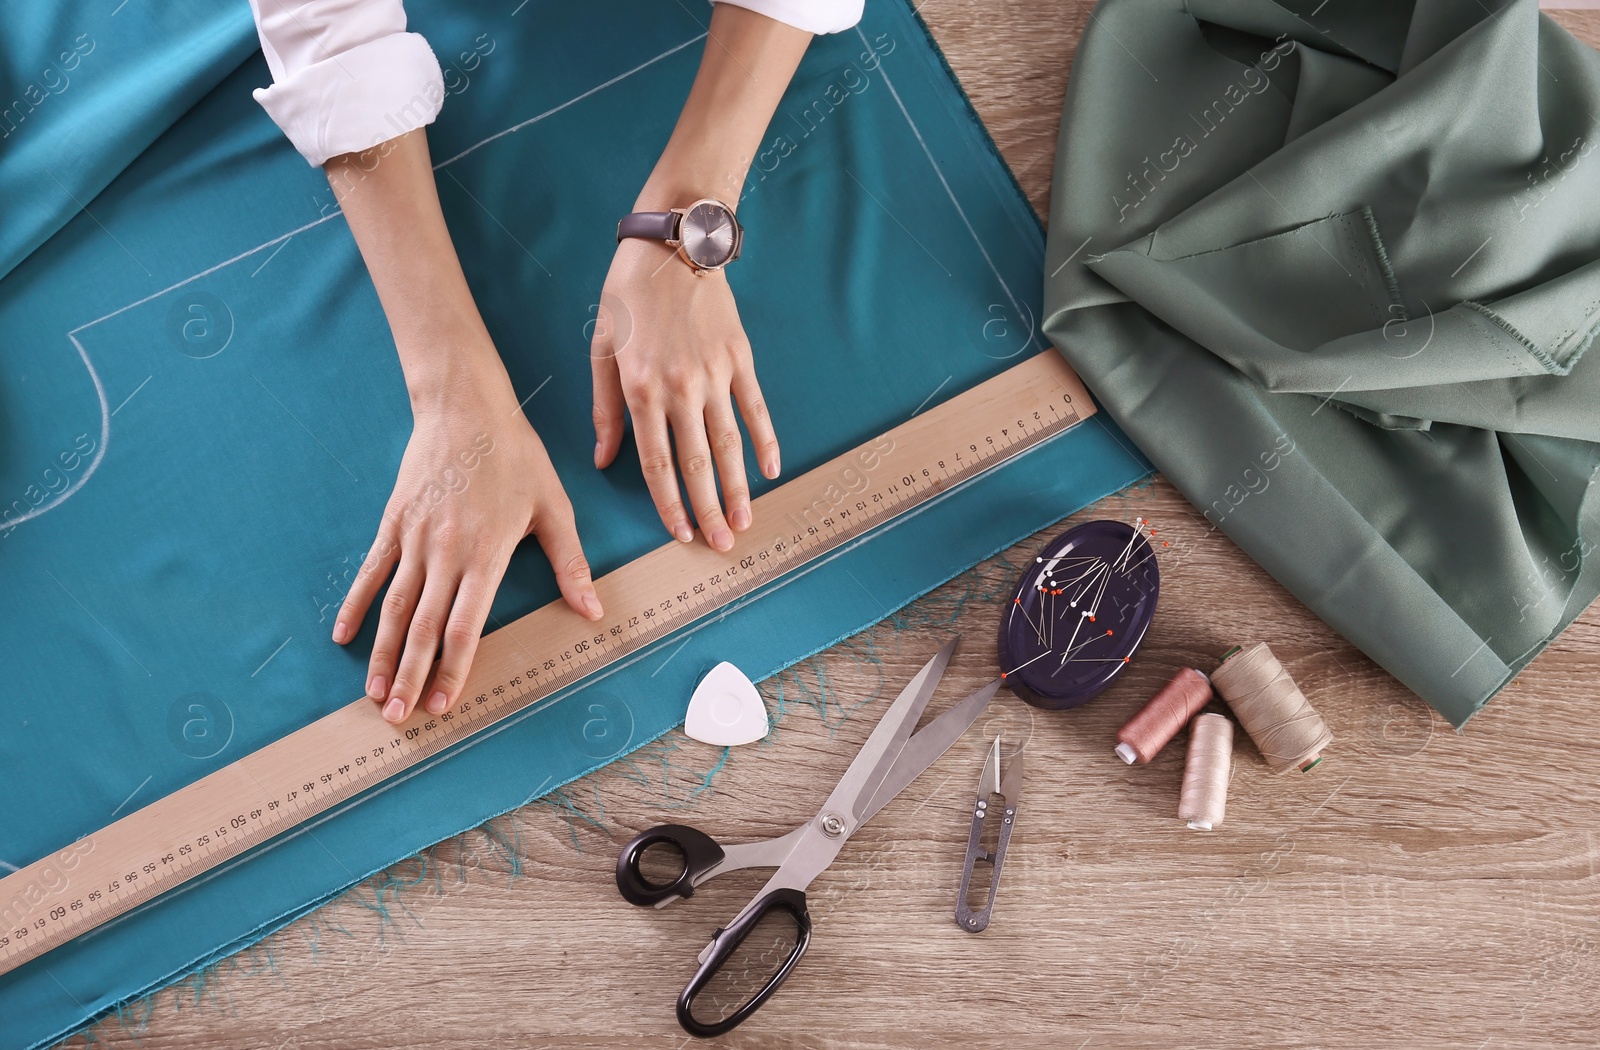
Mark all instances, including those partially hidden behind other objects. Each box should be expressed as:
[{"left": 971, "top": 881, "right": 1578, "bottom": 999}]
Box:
[
  {"left": 28, "top": 34, "right": 709, "bottom": 533},
  {"left": 855, "top": 24, "right": 1042, "bottom": 357}
]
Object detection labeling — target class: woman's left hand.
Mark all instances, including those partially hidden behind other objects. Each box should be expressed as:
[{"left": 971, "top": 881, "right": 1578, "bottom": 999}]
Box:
[{"left": 590, "top": 237, "right": 781, "bottom": 552}]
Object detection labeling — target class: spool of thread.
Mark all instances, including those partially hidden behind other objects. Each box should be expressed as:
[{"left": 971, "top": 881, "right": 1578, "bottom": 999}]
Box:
[
  {"left": 1210, "top": 642, "right": 1333, "bottom": 773},
  {"left": 1178, "top": 713, "right": 1232, "bottom": 831},
  {"left": 1114, "top": 667, "right": 1213, "bottom": 764}
]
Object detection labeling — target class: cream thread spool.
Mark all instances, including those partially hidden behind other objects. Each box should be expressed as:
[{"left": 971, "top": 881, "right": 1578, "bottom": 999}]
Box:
[
  {"left": 1178, "top": 713, "right": 1232, "bottom": 831},
  {"left": 1210, "top": 642, "right": 1333, "bottom": 773}
]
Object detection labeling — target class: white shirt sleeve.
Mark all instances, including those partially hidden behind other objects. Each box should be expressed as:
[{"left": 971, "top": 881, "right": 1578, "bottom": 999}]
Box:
[
  {"left": 248, "top": 0, "right": 444, "bottom": 167},
  {"left": 248, "top": 0, "right": 863, "bottom": 168},
  {"left": 714, "top": 0, "right": 864, "bottom": 34}
]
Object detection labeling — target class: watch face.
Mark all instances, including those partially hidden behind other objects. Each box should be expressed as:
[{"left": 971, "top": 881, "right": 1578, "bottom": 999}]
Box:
[{"left": 680, "top": 201, "right": 738, "bottom": 269}]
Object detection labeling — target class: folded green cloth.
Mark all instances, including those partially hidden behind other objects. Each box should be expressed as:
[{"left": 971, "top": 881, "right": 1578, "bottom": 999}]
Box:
[{"left": 1044, "top": 0, "right": 1600, "bottom": 726}]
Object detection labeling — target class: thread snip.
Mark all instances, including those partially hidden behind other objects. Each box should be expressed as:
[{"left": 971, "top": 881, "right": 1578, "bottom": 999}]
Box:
[
  {"left": 1210, "top": 642, "right": 1332, "bottom": 773},
  {"left": 1114, "top": 667, "right": 1213, "bottom": 764},
  {"left": 1178, "top": 713, "right": 1232, "bottom": 831}
]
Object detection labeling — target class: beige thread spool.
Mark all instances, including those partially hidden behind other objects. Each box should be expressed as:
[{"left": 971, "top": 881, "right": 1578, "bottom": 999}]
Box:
[
  {"left": 1178, "top": 713, "right": 1232, "bottom": 831},
  {"left": 1210, "top": 642, "right": 1333, "bottom": 773}
]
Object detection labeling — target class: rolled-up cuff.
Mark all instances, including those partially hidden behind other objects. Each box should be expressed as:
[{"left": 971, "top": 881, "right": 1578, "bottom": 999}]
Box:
[
  {"left": 714, "top": 0, "right": 864, "bottom": 34},
  {"left": 252, "top": 31, "right": 444, "bottom": 167}
]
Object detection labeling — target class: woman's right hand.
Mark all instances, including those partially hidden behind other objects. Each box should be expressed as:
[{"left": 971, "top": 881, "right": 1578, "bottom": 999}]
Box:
[
  {"left": 331, "top": 364, "right": 603, "bottom": 725},
  {"left": 318, "top": 129, "right": 602, "bottom": 724}
]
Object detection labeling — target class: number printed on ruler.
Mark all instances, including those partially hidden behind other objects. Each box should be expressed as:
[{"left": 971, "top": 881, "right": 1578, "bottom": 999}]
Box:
[{"left": 0, "top": 352, "right": 1092, "bottom": 975}]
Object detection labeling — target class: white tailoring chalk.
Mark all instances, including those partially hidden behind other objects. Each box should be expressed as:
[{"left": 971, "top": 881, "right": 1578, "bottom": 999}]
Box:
[{"left": 684, "top": 662, "right": 769, "bottom": 747}]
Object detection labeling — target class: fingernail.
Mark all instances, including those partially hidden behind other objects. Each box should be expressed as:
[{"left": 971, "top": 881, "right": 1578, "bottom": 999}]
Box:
[
  {"left": 764, "top": 455, "right": 780, "bottom": 478},
  {"left": 425, "top": 691, "right": 447, "bottom": 715},
  {"left": 582, "top": 592, "right": 603, "bottom": 620},
  {"left": 383, "top": 697, "right": 405, "bottom": 723},
  {"left": 674, "top": 522, "right": 693, "bottom": 543},
  {"left": 367, "top": 675, "right": 386, "bottom": 699},
  {"left": 594, "top": 442, "right": 604, "bottom": 467},
  {"left": 730, "top": 507, "right": 751, "bottom": 531},
  {"left": 710, "top": 526, "right": 734, "bottom": 552}
]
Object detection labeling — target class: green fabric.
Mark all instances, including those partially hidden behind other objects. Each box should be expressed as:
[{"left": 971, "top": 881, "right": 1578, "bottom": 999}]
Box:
[{"left": 1044, "top": 0, "right": 1600, "bottom": 726}]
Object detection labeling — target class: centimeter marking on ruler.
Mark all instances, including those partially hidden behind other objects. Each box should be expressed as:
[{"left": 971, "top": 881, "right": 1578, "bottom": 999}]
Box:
[{"left": 0, "top": 351, "right": 1094, "bottom": 976}]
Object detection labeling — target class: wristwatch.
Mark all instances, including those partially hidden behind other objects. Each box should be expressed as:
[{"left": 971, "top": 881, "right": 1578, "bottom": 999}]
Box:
[{"left": 616, "top": 198, "right": 743, "bottom": 274}]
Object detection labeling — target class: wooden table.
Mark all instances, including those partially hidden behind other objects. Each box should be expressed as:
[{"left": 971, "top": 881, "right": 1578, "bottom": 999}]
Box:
[{"left": 67, "top": 4, "right": 1600, "bottom": 1048}]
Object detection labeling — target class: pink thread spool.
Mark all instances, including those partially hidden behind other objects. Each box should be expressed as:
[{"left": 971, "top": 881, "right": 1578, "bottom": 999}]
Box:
[{"left": 1114, "top": 667, "right": 1213, "bottom": 764}]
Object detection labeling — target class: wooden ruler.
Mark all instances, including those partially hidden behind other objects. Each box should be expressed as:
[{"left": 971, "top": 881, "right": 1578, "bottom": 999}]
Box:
[{"left": 0, "top": 352, "right": 1093, "bottom": 976}]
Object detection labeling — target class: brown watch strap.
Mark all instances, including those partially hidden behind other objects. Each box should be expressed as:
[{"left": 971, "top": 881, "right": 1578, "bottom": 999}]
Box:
[{"left": 616, "top": 210, "right": 679, "bottom": 243}]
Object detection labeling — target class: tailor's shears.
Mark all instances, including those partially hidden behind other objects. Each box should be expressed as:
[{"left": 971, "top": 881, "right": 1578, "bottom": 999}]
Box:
[{"left": 615, "top": 638, "right": 999, "bottom": 1038}]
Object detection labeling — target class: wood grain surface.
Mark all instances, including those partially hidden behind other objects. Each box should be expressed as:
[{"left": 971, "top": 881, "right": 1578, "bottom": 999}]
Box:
[{"left": 60, "top": 5, "right": 1600, "bottom": 1048}]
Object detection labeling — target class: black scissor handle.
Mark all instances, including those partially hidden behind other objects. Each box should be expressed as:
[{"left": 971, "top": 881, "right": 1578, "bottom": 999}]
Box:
[
  {"left": 677, "top": 887, "right": 813, "bottom": 1038},
  {"left": 615, "top": 824, "right": 727, "bottom": 907}
]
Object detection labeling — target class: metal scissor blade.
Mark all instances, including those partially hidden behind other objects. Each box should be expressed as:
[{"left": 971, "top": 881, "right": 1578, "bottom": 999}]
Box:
[
  {"left": 855, "top": 677, "right": 1001, "bottom": 827},
  {"left": 1000, "top": 748, "right": 1024, "bottom": 804},
  {"left": 821, "top": 638, "right": 957, "bottom": 827},
  {"left": 978, "top": 735, "right": 1001, "bottom": 798}
]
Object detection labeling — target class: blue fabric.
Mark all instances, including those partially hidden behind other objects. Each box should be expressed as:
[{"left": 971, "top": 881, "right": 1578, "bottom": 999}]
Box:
[
  {"left": 0, "top": 3, "right": 1149, "bottom": 1046},
  {"left": 0, "top": 0, "right": 257, "bottom": 284}
]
